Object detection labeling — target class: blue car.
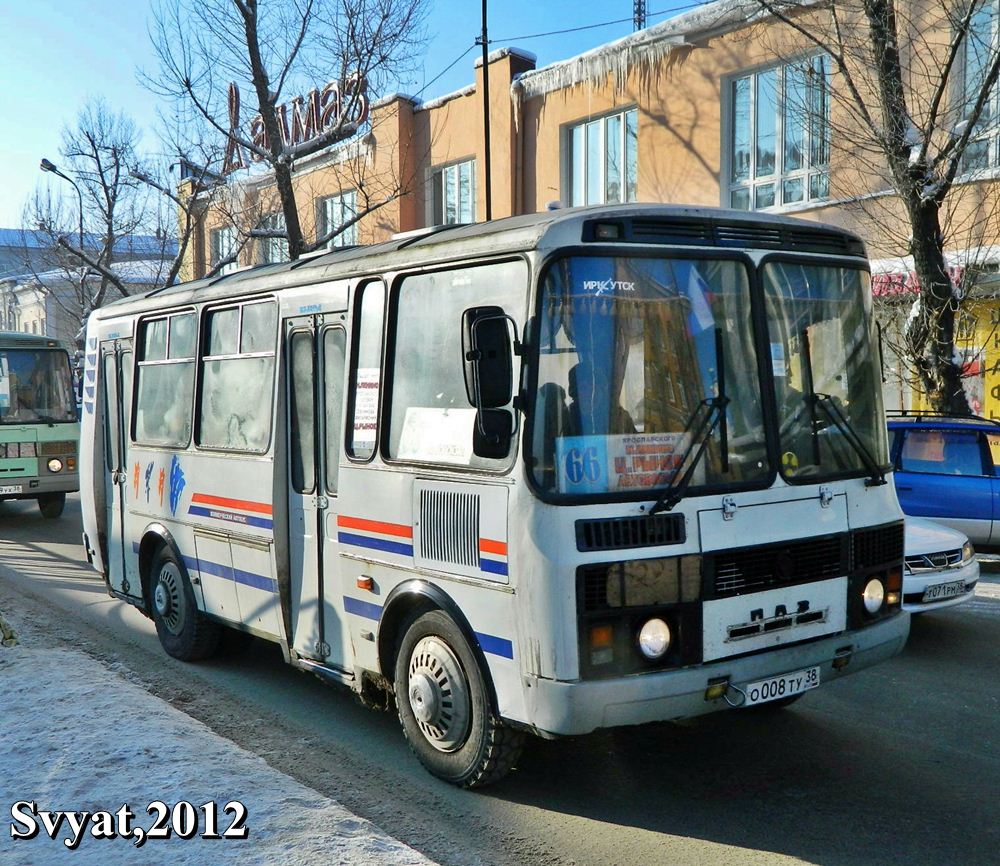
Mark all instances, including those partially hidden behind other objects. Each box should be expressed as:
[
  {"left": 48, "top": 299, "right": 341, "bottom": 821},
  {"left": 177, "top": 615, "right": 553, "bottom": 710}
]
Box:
[{"left": 887, "top": 412, "right": 1000, "bottom": 549}]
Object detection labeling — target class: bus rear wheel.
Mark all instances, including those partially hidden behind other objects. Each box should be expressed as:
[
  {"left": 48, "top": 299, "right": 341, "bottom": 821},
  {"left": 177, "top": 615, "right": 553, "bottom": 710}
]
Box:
[
  {"left": 37, "top": 492, "right": 65, "bottom": 519},
  {"left": 394, "top": 610, "right": 523, "bottom": 788},
  {"left": 149, "top": 546, "right": 221, "bottom": 662}
]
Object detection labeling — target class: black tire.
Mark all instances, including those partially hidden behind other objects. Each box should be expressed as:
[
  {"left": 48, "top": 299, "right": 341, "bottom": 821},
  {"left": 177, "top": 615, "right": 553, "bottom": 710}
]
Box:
[
  {"left": 394, "top": 610, "right": 523, "bottom": 788},
  {"left": 37, "top": 492, "right": 66, "bottom": 519},
  {"left": 149, "top": 545, "right": 221, "bottom": 662}
]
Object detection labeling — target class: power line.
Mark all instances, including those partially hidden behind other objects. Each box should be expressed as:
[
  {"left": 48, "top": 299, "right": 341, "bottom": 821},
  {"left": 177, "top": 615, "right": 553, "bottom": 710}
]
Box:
[{"left": 415, "top": 44, "right": 478, "bottom": 98}]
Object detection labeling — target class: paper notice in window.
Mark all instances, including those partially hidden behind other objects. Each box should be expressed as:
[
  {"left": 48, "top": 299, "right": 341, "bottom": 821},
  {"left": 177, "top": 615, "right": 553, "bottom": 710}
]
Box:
[
  {"left": 397, "top": 407, "right": 476, "bottom": 465},
  {"left": 0, "top": 356, "right": 9, "bottom": 409},
  {"left": 353, "top": 367, "right": 380, "bottom": 450}
]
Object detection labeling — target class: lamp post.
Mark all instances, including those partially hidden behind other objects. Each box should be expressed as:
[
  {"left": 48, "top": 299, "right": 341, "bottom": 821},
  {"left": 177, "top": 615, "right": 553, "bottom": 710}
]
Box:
[{"left": 39, "top": 158, "right": 85, "bottom": 251}]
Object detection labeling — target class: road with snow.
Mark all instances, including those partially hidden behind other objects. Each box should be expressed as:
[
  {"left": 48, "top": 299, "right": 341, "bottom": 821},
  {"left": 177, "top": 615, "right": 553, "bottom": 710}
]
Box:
[{"left": 2, "top": 495, "right": 999, "bottom": 866}]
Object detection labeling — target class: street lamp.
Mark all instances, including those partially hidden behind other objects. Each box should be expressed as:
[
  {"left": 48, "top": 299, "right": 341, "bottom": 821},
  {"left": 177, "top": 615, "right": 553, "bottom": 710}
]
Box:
[{"left": 39, "top": 158, "right": 84, "bottom": 251}]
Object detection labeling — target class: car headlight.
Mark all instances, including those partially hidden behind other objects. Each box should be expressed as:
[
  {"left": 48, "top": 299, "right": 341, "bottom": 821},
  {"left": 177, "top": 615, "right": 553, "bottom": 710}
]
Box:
[
  {"left": 47, "top": 458, "right": 63, "bottom": 473},
  {"left": 962, "top": 541, "right": 975, "bottom": 565},
  {"left": 637, "top": 618, "right": 671, "bottom": 659},
  {"left": 862, "top": 578, "right": 885, "bottom": 615}
]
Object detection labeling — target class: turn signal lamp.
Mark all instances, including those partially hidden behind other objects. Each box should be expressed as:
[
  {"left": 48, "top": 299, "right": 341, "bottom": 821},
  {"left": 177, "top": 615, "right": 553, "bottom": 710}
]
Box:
[
  {"left": 886, "top": 567, "right": 903, "bottom": 593},
  {"left": 590, "top": 624, "right": 614, "bottom": 666},
  {"left": 886, "top": 592, "right": 901, "bottom": 606},
  {"left": 593, "top": 222, "right": 622, "bottom": 240},
  {"left": 356, "top": 575, "right": 374, "bottom": 591}
]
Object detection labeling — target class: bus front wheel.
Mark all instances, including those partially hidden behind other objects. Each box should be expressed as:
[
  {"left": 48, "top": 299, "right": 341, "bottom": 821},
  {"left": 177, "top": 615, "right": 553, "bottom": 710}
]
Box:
[
  {"left": 37, "top": 493, "right": 65, "bottom": 519},
  {"left": 149, "top": 546, "right": 221, "bottom": 662},
  {"left": 394, "top": 610, "right": 523, "bottom": 788}
]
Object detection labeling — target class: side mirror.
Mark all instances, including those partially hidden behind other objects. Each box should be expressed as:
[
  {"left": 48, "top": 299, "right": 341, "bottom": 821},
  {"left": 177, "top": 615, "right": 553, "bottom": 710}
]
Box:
[
  {"left": 462, "top": 305, "right": 514, "bottom": 408},
  {"left": 473, "top": 408, "right": 513, "bottom": 459}
]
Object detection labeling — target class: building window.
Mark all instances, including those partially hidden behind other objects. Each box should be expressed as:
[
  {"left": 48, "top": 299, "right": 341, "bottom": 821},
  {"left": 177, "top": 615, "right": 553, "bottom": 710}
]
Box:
[
  {"left": 431, "top": 160, "right": 475, "bottom": 225},
  {"left": 210, "top": 226, "right": 238, "bottom": 274},
  {"left": 567, "top": 108, "right": 638, "bottom": 207},
  {"left": 962, "top": 3, "right": 998, "bottom": 171},
  {"left": 728, "top": 56, "right": 830, "bottom": 210},
  {"left": 259, "top": 213, "right": 289, "bottom": 264},
  {"left": 317, "top": 191, "right": 358, "bottom": 248}
]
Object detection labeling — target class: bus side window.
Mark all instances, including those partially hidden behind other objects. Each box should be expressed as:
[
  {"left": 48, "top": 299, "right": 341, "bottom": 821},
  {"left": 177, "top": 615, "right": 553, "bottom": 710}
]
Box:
[
  {"left": 346, "top": 282, "right": 385, "bottom": 461},
  {"left": 135, "top": 313, "right": 196, "bottom": 447},
  {"left": 324, "top": 328, "right": 347, "bottom": 493}
]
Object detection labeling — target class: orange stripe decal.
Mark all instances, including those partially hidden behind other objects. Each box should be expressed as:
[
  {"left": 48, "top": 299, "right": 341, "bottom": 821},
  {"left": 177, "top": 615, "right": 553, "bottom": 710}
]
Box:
[
  {"left": 338, "top": 515, "right": 414, "bottom": 539},
  {"left": 192, "top": 493, "right": 273, "bottom": 515},
  {"left": 479, "top": 538, "right": 507, "bottom": 556}
]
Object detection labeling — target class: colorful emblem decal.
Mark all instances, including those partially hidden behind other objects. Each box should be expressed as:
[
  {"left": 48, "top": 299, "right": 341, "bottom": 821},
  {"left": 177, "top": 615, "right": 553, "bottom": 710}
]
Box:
[{"left": 168, "top": 456, "right": 186, "bottom": 516}]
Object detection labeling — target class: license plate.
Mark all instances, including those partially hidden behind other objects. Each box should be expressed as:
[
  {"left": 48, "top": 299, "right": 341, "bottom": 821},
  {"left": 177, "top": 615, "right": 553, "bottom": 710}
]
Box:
[
  {"left": 923, "top": 579, "right": 967, "bottom": 602},
  {"left": 742, "top": 666, "right": 820, "bottom": 707},
  {"left": 0, "top": 484, "right": 22, "bottom": 495}
]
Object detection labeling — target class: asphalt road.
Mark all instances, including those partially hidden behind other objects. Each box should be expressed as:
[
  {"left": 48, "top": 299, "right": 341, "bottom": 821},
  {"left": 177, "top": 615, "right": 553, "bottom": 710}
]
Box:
[{"left": 2, "top": 494, "right": 998, "bottom": 866}]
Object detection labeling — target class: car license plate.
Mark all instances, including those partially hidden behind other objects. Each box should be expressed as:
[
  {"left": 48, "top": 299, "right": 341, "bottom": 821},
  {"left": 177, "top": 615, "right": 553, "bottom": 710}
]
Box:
[
  {"left": 742, "top": 666, "right": 820, "bottom": 707},
  {"left": 0, "top": 484, "right": 22, "bottom": 495},
  {"left": 923, "top": 579, "right": 967, "bottom": 602}
]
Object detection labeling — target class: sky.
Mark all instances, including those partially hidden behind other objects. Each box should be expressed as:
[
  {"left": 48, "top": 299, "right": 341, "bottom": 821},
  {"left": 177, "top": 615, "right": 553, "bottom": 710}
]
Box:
[{"left": 0, "top": 0, "right": 697, "bottom": 227}]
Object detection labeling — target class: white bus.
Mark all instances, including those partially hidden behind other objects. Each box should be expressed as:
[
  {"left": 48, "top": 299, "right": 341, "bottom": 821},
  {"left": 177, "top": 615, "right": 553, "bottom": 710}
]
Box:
[{"left": 80, "top": 204, "right": 908, "bottom": 787}]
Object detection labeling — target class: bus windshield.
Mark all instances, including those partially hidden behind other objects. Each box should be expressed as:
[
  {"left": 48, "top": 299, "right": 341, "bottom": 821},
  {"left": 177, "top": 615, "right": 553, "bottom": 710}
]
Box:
[
  {"left": 763, "top": 261, "right": 889, "bottom": 480},
  {"left": 530, "top": 255, "right": 768, "bottom": 497},
  {"left": 0, "top": 348, "right": 76, "bottom": 424}
]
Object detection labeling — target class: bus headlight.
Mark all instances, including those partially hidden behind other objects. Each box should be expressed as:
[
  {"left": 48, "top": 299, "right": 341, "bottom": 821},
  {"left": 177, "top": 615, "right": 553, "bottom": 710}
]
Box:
[
  {"left": 47, "top": 458, "right": 63, "bottom": 473},
  {"left": 862, "top": 578, "right": 885, "bottom": 615},
  {"left": 637, "top": 618, "right": 671, "bottom": 659}
]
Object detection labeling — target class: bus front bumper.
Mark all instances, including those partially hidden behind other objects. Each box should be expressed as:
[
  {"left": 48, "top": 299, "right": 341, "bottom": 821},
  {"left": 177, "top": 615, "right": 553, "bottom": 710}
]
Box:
[
  {"left": 0, "top": 473, "right": 79, "bottom": 498},
  {"left": 521, "top": 612, "right": 909, "bottom": 737}
]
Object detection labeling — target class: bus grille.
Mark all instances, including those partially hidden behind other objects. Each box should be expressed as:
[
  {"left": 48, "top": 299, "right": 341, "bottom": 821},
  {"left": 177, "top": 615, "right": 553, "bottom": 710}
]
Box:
[
  {"left": 418, "top": 489, "right": 480, "bottom": 568},
  {"left": 709, "top": 535, "right": 845, "bottom": 597},
  {"left": 575, "top": 514, "right": 685, "bottom": 552},
  {"left": 852, "top": 522, "right": 904, "bottom": 570}
]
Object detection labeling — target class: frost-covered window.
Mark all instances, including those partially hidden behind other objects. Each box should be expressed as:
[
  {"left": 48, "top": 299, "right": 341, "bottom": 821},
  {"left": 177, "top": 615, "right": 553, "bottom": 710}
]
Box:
[
  {"left": 962, "top": 2, "right": 998, "bottom": 171},
  {"left": 387, "top": 261, "right": 526, "bottom": 468},
  {"left": 317, "top": 191, "right": 357, "bottom": 248},
  {"left": 431, "top": 160, "right": 475, "bottom": 225},
  {"left": 259, "top": 213, "right": 289, "bottom": 264},
  {"left": 728, "top": 56, "right": 829, "bottom": 210},
  {"left": 135, "top": 311, "right": 197, "bottom": 447},
  {"left": 567, "top": 108, "right": 638, "bottom": 207},
  {"left": 210, "top": 226, "right": 238, "bottom": 274},
  {"left": 197, "top": 299, "right": 277, "bottom": 452}
]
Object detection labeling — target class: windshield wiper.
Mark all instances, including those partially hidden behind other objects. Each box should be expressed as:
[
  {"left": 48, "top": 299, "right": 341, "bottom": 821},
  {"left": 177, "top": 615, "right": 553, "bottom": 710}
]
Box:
[
  {"left": 648, "top": 328, "right": 729, "bottom": 514},
  {"left": 800, "top": 329, "right": 885, "bottom": 487}
]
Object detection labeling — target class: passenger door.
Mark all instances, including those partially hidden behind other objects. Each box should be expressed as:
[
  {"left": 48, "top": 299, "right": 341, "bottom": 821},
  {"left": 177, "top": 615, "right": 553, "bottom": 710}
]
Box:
[
  {"left": 894, "top": 426, "right": 993, "bottom": 545},
  {"left": 286, "top": 316, "right": 350, "bottom": 668},
  {"left": 100, "top": 339, "right": 136, "bottom": 596}
]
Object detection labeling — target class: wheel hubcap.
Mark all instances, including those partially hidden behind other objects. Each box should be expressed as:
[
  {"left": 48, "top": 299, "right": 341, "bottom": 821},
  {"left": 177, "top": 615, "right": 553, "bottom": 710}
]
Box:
[
  {"left": 154, "top": 563, "right": 185, "bottom": 636},
  {"left": 407, "top": 636, "right": 471, "bottom": 753}
]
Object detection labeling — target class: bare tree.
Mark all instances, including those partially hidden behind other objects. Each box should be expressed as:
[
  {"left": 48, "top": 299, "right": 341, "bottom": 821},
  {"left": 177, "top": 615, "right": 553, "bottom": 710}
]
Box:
[
  {"left": 747, "top": 0, "right": 1000, "bottom": 413},
  {"left": 144, "top": 0, "right": 429, "bottom": 262}
]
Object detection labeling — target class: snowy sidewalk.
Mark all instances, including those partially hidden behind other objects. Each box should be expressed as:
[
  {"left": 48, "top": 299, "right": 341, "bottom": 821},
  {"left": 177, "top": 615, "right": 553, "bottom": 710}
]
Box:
[{"left": 0, "top": 611, "right": 436, "bottom": 866}]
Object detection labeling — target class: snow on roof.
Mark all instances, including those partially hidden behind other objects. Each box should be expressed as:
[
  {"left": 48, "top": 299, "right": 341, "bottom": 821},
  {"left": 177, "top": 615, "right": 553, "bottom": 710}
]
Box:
[
  {"left": 473, "top": 47, "right": 537, "bottom": 68},
  {"left": 0, "top": 227, "right": 178, "bottom": 256},
  {"left": 514, "top": 0, "right": 818, "bottom": 99},
  {"left": 9, "top": 258, "right": 172, "bottom": 289}
]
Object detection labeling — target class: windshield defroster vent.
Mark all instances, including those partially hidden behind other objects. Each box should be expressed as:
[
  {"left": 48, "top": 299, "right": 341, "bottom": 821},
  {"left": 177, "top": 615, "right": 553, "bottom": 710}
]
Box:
[{"left": 575, "top": 514, "right": 685, "bottom": 552}]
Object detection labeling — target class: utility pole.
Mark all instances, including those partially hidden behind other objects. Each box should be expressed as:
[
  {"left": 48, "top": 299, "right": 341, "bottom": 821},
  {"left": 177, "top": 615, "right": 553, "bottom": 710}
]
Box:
[
  {"left": 478, "top": 0, "right": 492, "bottom": 221},
  {"left": 634, "top": 0, "right": 647, "bottom": 31}
]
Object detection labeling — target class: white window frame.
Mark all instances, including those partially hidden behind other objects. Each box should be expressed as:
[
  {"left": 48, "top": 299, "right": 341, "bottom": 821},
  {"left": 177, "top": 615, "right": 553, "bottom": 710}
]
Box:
[
  {"left": 259, "top": 213, "right": 289, "bottom": 265},
  {"left": 317, "top": 190, "right": 358, "bottom": 249},
  {"left": 724, "top": 55, "right": 830, "bottom": 211},
  {"left": 960, "top": 2, "right": 1000, "bottom": 172},
  {"left": 210, "top": 225, "right": 238, "bottom": 275},
  {"left": 429, "top": 159, "right": 476, "bottom": 225},
  {"left": 565, "top": 107, "right": 639, "bottom": 207}
]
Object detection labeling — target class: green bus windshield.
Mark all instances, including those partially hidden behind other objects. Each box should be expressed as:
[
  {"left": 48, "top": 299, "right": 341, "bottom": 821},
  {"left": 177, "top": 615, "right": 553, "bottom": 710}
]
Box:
[{"left": 0, "top": 349, "right": 77, "bottom": 424}]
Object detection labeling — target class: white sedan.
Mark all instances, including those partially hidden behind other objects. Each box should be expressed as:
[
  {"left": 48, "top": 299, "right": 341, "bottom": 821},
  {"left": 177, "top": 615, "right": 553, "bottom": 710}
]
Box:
[{"left": 903, "top": 517, "right": 979, "bottom": 613}]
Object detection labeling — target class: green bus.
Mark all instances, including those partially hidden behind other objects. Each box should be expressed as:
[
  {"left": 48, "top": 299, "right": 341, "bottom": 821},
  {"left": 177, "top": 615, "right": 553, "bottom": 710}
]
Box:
[{"left": 0, "top": 332, "right": 79, "bottom": 518}]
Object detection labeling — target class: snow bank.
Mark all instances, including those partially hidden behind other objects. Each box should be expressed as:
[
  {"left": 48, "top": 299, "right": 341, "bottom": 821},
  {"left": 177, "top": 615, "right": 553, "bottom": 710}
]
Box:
[{"left": 0, "top": 635, "right": 435, "bottom": 866}]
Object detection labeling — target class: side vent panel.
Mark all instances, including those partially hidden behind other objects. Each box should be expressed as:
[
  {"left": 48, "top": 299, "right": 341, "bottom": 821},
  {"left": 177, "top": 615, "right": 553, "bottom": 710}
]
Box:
[{"left": 413, "top": 479, "right": 509, "bottom": 584}]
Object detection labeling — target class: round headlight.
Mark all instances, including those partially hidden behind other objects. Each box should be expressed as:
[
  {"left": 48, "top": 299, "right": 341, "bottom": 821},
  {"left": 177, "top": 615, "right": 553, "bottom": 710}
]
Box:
[
  {"left": 862, "top": 578, "right": 885, "bottom": 614},
  {"left": 638, "top": 618, "right": 671, "bottom": 659},
  {"left": 47, "top": 458, "right": 63, "bottom": 473}
]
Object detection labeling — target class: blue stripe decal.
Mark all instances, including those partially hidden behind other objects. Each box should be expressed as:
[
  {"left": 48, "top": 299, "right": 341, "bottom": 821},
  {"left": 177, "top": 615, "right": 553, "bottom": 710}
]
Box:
[
  {"left": 479, "top": 558, "right": 509, "bottom": 576},
  {"left": 344, "top": 596, "right": 383, "bottom": 621},
  {"left": 181, "top": 555, "right": 277, "bottom": 594},
  {"left": 188, "top": 505, "right": 274, "bottom": 530},
  {"left": 475, "top": 632, "right": 514, "bottom": 659},
  {"left": 338, "top": 532, "right": 414, "bottom": 557}
]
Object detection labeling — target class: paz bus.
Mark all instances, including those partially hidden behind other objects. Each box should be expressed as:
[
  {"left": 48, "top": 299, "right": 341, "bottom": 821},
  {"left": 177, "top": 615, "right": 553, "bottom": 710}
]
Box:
[
  {"left": 79, "top": 204, "right": 908, "bottom": 787},
  {"left": 0, "top": 332, "right": 79, "bottom": 518}
]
